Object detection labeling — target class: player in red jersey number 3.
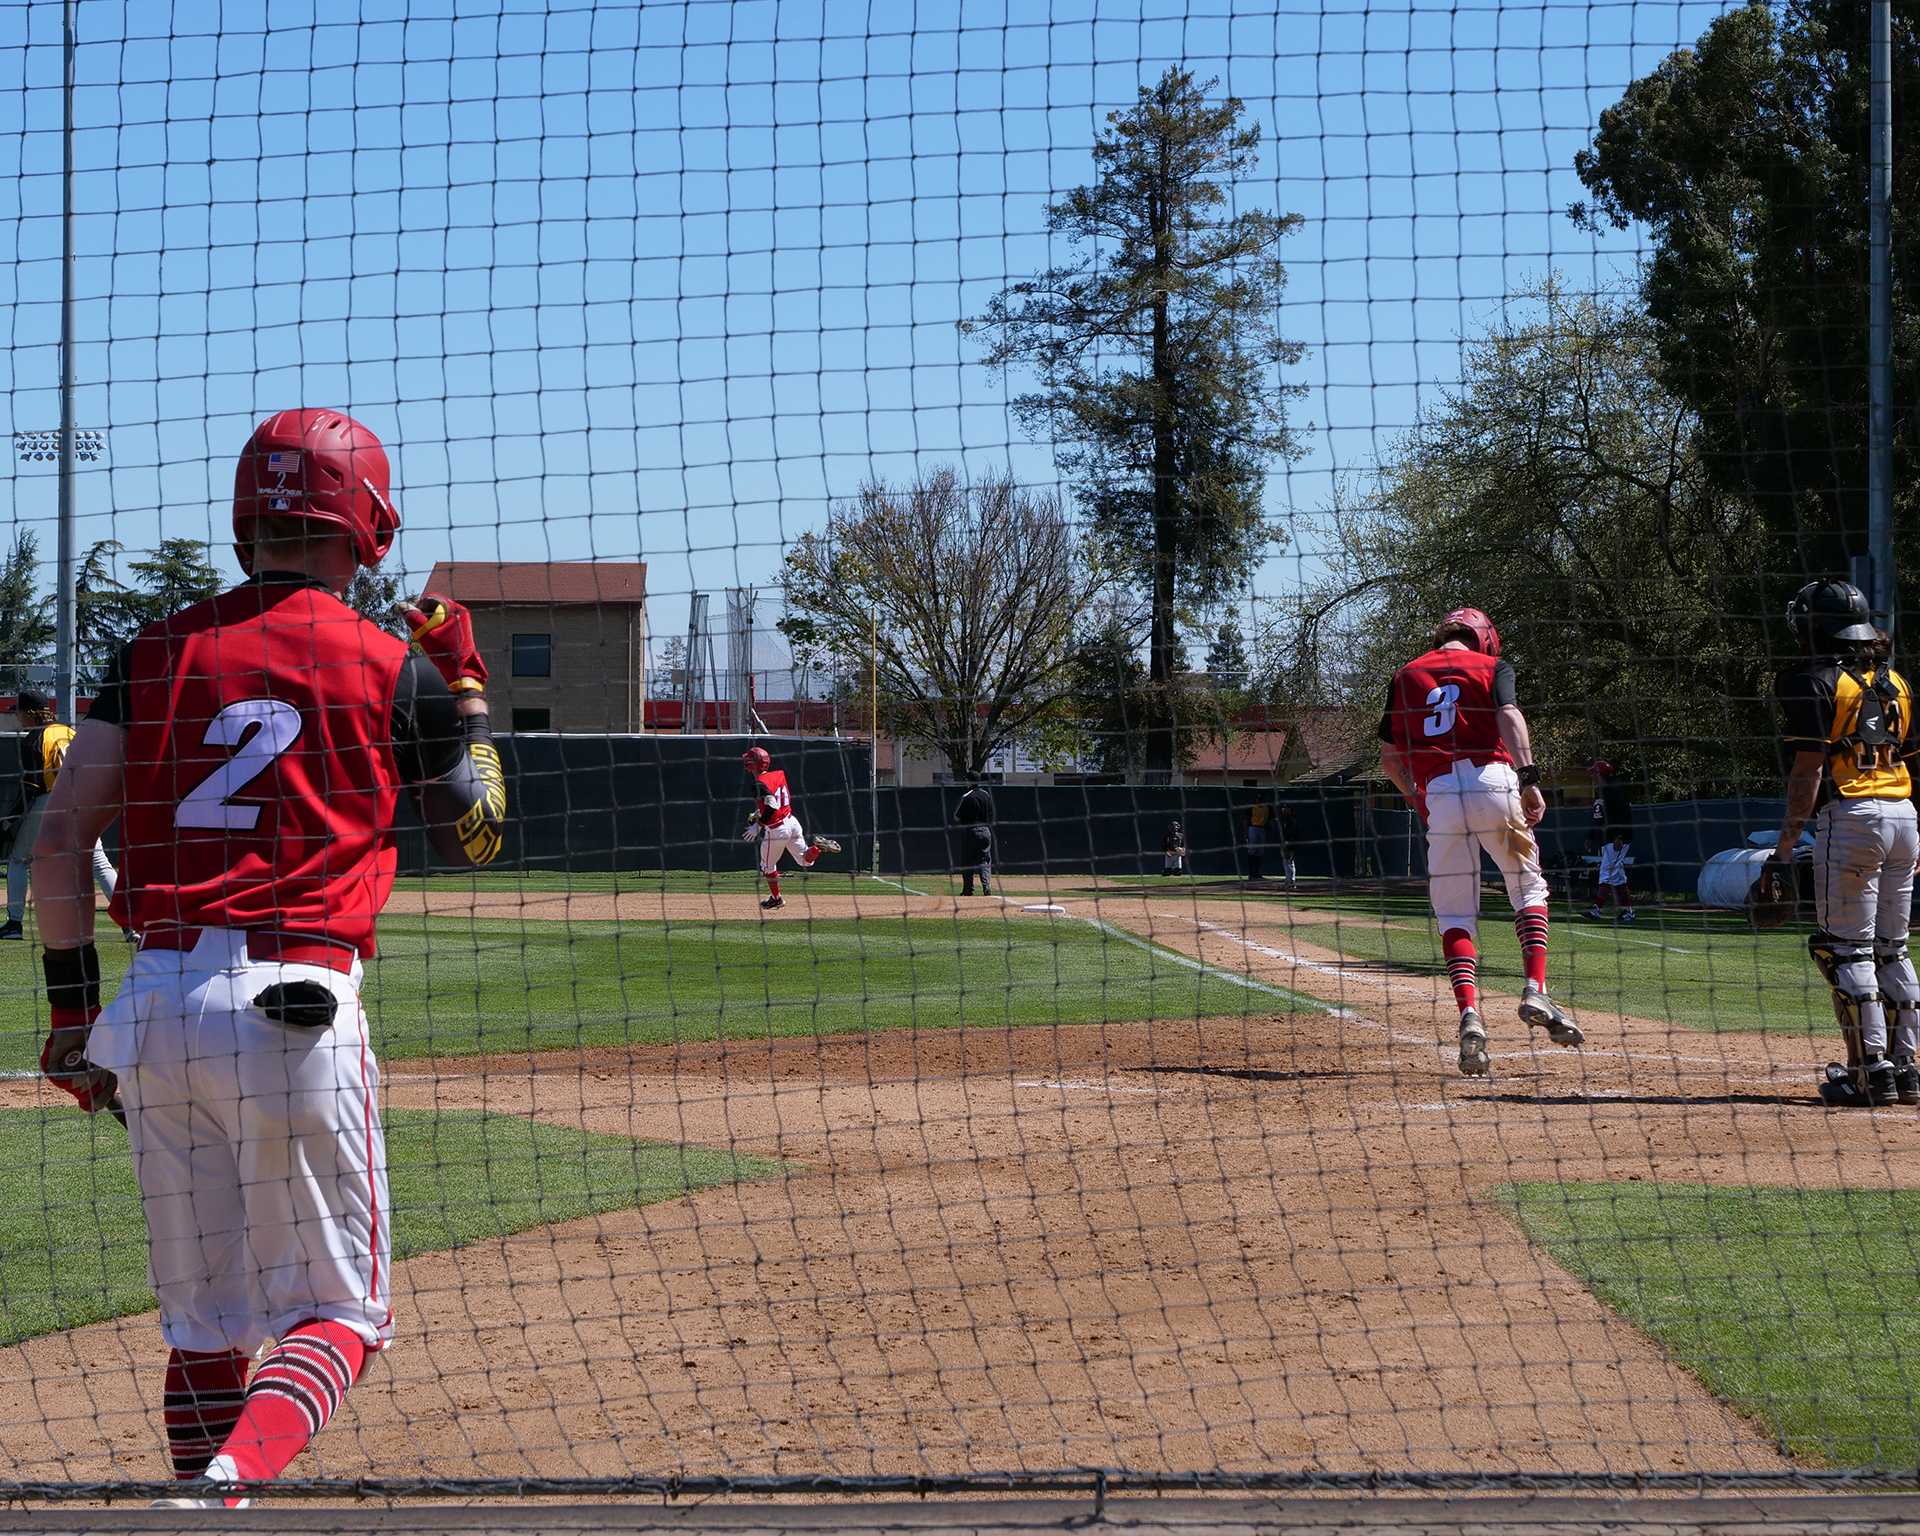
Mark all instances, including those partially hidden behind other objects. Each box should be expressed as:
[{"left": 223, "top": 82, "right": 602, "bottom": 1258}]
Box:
[
  {"left": 31, "top": 409, "right": 508, "bottom": 1507},
  {"left": 1377, "top": 608, "right": 1583, "bottom": 1077}
]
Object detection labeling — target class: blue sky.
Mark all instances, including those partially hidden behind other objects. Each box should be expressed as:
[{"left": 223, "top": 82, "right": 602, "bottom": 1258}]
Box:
[{"left": 0, "top": 0, "right": 1734, "bottom": 669}]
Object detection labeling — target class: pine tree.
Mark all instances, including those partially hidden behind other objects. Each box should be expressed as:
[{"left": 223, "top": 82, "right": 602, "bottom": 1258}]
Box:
[
  {"left": 0, "top": 531, "right": 52, "bottom": 689},
  {"left": 966, "top": 67, "right": 1305, "bottom": 778}
]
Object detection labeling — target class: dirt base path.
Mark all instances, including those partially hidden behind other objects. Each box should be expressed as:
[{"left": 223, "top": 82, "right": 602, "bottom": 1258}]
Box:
[{"left": 4, "top": 882, "right": 1896, "bottom": 1488}]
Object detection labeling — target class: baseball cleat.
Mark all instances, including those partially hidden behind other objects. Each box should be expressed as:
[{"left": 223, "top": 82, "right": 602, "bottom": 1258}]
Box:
[
  {"left": 151, "top": 1476, "right": 249, "bottom": 1509},
  {"left": 1866, "top": 1056, "right": 1899, "bottom": 1107},
  {"left": 759, "top": 895, "right": 785, "bottom": 911},
  {"left": 1619, "top": 910, "right": 1637, "bottom": 924},
  {"left": 811, "top": 836, "right": 842, "bottom": 854},
  {"left": 1583, "top": 907, "right": 1605, "bottom": 922},
  {"left": 1519, "top": 984, "right": 1583, "bottom": 1048},
  {"left": 0, "top": 920, "right": 22, "bottom": 941},
  {"left": 1897, "top": 1058, "right": 1920, "bottom": 1107},
  {"left": 1456, "top": 1008, "right": 1490, "bottom": 1077}
]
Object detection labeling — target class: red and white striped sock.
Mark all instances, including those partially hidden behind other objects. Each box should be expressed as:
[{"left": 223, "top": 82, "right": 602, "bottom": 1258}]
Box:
[
  {"left": 1514, "top": 905, "right": 1550, "bottom": 991},
  {"left": 211, "top": 1320, "right": 366, "bottom": 1490},
  {"left": 1442, "top": 928, "right": 1478, "bottom": 1013},
  {"left": 163, "top": 1348, "right": 249, "bottom": 1481}
]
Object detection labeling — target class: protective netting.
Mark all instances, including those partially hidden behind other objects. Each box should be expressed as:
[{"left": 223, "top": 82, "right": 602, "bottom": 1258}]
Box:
[{"left": 0, "top": 0, "right": 1917, "bottom": 1506}]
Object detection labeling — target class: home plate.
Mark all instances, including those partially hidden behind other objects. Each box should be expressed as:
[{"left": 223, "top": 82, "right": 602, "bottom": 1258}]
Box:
[{"left": 1023, "top": 903, "right": 1066, "bottom": 913}]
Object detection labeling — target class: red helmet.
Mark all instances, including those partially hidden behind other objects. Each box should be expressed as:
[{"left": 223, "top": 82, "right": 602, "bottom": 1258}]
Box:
[
  {"left": 1435, "top": 607, "right": 1501, "bottom": 657},
  {"left": 742, "top": 746, "right": 771, "bottom": 774},
  {"left": 233, "top": 409, "right": 399, "bottom": 572}
]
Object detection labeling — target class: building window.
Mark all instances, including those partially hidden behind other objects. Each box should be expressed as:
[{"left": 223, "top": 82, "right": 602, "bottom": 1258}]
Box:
[
  {"left": 511, "top": 633, "right": 552, "bottom": 677},
  {"left": 511, "top": 707, "right": 551, "bottom": 732}
]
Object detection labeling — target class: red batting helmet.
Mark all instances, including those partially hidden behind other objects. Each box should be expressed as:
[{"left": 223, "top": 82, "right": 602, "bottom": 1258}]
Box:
[
  {"left": 233, "top": 409, "right": 400, "bottom": 572},
  {"left": 742, "top": 746, "right": 771, "bottom": 774},
  {"left": 1435, "top": 607, "right": 1501, "bottom": 657}
]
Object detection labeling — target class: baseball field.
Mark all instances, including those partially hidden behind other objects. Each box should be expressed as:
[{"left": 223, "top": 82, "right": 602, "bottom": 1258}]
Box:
[{"left": 0, "top": 871, "right": 1913, "bottom": 1487}]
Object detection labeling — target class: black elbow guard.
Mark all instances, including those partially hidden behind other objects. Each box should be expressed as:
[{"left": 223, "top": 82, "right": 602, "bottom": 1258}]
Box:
[{"left": 421, "top": 713, "right": 508, "bottom": 868}]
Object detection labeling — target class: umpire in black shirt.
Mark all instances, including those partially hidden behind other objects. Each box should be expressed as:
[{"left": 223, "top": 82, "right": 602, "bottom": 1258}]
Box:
[{"left": 953, "top": 782, "right": 995, "bottom": 897}]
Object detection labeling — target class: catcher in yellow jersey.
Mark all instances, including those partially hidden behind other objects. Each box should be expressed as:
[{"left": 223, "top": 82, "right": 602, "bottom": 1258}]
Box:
[
  {"left": 1771, "top": 581, "right": 1920, "bottom": 1108},
  {"left": 0, "top": 686, "right": 114, "bottom": 940}
]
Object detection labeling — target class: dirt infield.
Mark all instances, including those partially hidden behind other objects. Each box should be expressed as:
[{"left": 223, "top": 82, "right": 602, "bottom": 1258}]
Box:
[{"left": 5, "top": 880, "right": 1906, "bottom": 1489}]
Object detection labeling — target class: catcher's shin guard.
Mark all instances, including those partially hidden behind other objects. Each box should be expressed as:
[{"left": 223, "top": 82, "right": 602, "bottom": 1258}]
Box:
[
  {"left": 1875, "top": 937, "right": 1920, "bottom": 1061},
  {"left": 1810, "top": 932, "right": 1887, "bottom": 1093}
]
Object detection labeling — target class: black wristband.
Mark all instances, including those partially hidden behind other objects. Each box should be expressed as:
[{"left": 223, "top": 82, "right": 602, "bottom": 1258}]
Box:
[
  {"left": 1516, "top": 764, "right": 1542, "bottom": 788},
  {"left": 461, "top": 708, "right": 495, "bottom": 749},
  {"left": 42, "top": 943, "right": 101, "bottom": 1014}
]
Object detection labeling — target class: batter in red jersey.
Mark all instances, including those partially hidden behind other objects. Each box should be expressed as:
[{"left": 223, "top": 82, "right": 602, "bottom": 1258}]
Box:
[
  {"left": 742, "top": 745, "right": 840, "bottom": 910},
  {"left": 1377, "top": 608, "right": 1582, "bottom": 1077},
  {"left": 31, "top": 409, "right": 507, "bottom": 1508}
]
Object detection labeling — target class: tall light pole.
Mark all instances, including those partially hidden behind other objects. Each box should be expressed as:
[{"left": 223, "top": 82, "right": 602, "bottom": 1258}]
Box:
[
  {"left": 53, "top": 0, "right": 78, "bottom": 717},
  {"left": 1868, "top": 0, "right": 1895, "bottom": 634}
]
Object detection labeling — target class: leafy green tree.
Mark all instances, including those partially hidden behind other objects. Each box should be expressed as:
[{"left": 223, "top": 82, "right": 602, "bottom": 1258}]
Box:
[
  {"left": 1571, "top": 0, "right": 1920, "bottom": 610},
  {"left": 0, "top": 531, "right": 52, "bottom": 689},
  {"left": 125, "top": 538, "right": 223, "bottom": 623},
  {"left": 965, "top": 67, "right": 1306, "bottom": 778},
  {"left": 1204, "top": 618, "right": 1249, "bottom": 690},
  {"left": 1286, "top": 281, "right": 1773, "bottom": 796},
  {"left": 74, "top": 539, "right": 134, "bottom": 680},
  {"left": 345, "top": 567, "right": 406, "bottom": 636}
]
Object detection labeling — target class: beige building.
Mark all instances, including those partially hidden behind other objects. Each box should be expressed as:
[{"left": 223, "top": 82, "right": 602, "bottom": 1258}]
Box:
[{"left": 423, "top": 561, "right": 647, "bottom": 732}]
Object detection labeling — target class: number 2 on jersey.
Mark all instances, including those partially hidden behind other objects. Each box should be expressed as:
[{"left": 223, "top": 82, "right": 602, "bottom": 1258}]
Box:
[
  {"left": 175, "top": 699, "right": 303, "bottom": 830},
  {"left": 1421, "top": 683, "right": 1460, "bottom": 738}
]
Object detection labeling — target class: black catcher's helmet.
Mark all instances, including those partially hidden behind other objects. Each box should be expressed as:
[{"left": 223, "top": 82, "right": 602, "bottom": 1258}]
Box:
[{"left": 1786, "top": 580, "right": 1877, "bottom": 655}]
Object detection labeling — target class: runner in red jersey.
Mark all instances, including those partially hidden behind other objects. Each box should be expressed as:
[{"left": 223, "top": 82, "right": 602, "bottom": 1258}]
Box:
[
  {"left": 741, "top": 745, "right": 840, "bottom": 910},
  {"left": 30, "top": 409, "right": 507, "bottom": 1509},
  {"left": 1377, "top": 607, "right": 1582, "bottom": 1077}
]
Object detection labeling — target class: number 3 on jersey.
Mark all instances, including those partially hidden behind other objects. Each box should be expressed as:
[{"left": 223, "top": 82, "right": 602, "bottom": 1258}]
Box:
[
  {"left": 1421, "top": 683, "right": 1460, "bottom": 738},
  {"left": 175, "top": 699, "right": 303, "bottom": 830}
]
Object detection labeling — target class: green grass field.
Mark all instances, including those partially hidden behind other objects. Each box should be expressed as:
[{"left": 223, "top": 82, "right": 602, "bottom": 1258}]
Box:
[
  {"left": 1508, "top": 1181, "right": 1920, "bottom": 1467},
  {"left": 0, "top": 914, "right": 1280, "bottom": 1070},
  {"left": 356, "top": 914, "right": 1273, "bottom": 1059},
  {"left": 0, "top": 1107, "right": 768, "bottom": 1348},
  {"left": 1274, "top": 905, "right": 1824, "bottom": 1034}
]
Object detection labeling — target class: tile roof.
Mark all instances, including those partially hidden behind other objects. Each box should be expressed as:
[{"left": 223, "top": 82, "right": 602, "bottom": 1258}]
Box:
[{"left": 423, "top": 561, "right": 648, "bottom": 605}]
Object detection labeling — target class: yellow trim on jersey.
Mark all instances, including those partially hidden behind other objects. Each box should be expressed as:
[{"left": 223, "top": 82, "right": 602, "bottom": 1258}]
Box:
[
  {"left": 33, "top": 722, "right": 74, "bottom": 795},
  {"left": 1827, "top": 666, "right": 1914, "bottom": 799}
]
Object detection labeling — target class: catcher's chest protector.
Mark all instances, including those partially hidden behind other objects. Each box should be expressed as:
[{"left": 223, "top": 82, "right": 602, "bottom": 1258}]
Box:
[{"left": 1838, "top": 666, "right": 1903, "bottom": 771}]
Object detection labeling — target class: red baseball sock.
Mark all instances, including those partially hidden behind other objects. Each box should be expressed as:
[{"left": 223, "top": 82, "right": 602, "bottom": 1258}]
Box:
[
  {"left": 212, "top": 1321, "right": 365, "bottom": 1489},
  {"left": 1514, "top": 905, "right": 1550, "bottom": 990},
  {"left": 766, "top": 873, "right": 781, "bottom": 899},
  {"left": 1442, "top": 928, "right": 1478, "bottom": 1013},
  {"left": 164, "top": 1348, "right": 249, "bottom": 1481},
  {"left": 802, "top": 846, "right": 820, "bottom": 867}
]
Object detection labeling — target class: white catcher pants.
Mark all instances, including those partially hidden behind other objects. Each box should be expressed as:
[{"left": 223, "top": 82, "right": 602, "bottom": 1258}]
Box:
[
  {"left": 1423, "top": 759, "right": 1548, "bottom": 939},
  {"left": 86, "top": 928, "right": 393, "bottom": 1357},
  {"left": 759, "top": 814, "right": 812, "bottom": 876},
  {"left": 1811, "top": 796, "right": 1920, "bottom": 1058}
]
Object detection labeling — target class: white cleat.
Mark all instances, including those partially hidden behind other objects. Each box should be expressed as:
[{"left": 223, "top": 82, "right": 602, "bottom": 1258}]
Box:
[
  {"left": 1457, "top": 1008, "right": 1490, "bottom": 1077},
  {"left": 1519, "top": 984, "right": 1584, "bottom": 1048},
  {"left": 811, "top": 836, "right": 842, "bottom": 854}
]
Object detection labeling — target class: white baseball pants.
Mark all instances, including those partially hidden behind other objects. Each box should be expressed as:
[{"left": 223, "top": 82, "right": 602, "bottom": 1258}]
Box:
[
  {"left": 86, "top": 928, "right": 393, "bottom": 1357},
  {"left": 1424, "top": 759, "right": 1548, "bottom": 938}
]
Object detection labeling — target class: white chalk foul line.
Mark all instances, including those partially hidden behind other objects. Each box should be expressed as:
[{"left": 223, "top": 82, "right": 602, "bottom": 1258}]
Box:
[
  {"left": 885, "top": 878, "right": 1334, "bottom": 1013},
  {"left": 1165, "top": 912, "right": 1788, "bottom": 1075}
]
